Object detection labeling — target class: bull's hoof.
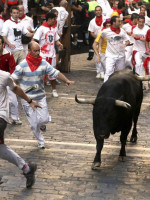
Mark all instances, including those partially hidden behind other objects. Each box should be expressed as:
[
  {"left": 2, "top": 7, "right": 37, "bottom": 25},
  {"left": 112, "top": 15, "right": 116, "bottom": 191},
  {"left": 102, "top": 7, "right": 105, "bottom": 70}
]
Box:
[
  {"left": 130, "top": 136, "right": 137, "bottom": 143},
  {"left": 91, "top": 162, "right": 101, "bottom": 170},
  {"left": 118, "top": 156, "right": 126, "bottom": 162}
]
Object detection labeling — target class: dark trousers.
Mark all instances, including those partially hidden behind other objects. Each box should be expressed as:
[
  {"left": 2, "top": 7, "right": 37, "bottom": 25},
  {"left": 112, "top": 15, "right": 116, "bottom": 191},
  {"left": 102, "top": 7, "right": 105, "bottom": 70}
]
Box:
[{"left": 0, "top": 118, "right": 7, "bottom": 144}]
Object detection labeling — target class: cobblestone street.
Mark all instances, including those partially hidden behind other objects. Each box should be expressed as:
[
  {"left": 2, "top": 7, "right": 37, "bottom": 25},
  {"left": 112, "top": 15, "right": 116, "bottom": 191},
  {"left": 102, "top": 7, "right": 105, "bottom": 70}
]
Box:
[{"left": 1, "top": 53, "right": 150, "bottom": 200}]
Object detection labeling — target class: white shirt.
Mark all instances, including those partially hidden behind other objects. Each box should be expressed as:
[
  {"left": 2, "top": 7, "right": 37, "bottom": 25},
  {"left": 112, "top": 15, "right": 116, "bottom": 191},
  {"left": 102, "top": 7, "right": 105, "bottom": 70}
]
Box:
[
  {"left": 88, "top": 16, "right": 106, "bottom": 37},
  {"left": 0, "top": 16, "right": 4, "bottom": 35},
  {"left": 1, "top": 17, "right": 28, "bottom": 53},
  {"left": 132, "top": 25, "right": 149, "bottom": 52},
  {"left": 53, "top": 7, "right": 69, "bottom": 35},
  {"left": 145, "top": 16, "right": 150, "bottom": 27},
  {"left": 128, "top": 8, "right": 140, "bottom": 15},
  {"left": 0, "top": 70, "right": 16, "bottom": 122},
  {"left": 20, "top": 15, "right": 34, "bottom": 32},
  {"left": 122, "top": 23, "right": 135, "bottom": 43},
  {"left": 33, "top": 25, "right": 60, "bottom": 58},
  {"left": 101, "top": 27, "right": 129, "bottom": 58}
]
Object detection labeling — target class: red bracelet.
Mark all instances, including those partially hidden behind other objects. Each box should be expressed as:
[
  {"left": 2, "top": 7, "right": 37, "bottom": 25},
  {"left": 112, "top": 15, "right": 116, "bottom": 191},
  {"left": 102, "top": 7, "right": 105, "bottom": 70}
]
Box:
[{"left": 146, "top": 48, "right": 150, "bottom": 51}]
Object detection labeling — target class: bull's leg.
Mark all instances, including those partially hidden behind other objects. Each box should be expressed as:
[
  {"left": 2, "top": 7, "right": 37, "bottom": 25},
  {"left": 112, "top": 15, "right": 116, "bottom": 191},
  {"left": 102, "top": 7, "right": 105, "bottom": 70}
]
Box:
[
  {"left": 91, "top": 138, "right": 104, "bottom": 170},
  {"left": 130, "top": 110, "right": 140, "bottom": 143},
  {"left": 119, "top": 131, "right": 128, "bottom": 162}
]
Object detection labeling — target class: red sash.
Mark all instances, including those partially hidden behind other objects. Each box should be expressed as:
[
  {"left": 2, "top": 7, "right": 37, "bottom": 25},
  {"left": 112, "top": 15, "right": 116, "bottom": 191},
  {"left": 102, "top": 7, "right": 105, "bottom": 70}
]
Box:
[
  {"left": 132, "top": 50, "right": 137, "bottom": 67},
  {"left": 143, "top": 57, "right": 150, "bottom": 75}
]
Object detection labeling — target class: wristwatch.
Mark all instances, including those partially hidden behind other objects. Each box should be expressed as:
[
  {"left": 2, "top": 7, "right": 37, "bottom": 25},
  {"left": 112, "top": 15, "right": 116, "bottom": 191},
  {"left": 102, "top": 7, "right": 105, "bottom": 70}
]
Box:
[{"left": 28, "top": 98, "right": 33, "bottom": 104}]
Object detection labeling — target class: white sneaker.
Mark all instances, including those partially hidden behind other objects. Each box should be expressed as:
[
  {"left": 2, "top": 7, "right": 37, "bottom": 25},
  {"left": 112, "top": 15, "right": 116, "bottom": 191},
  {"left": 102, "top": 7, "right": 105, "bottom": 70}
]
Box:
[
  {"left": 38, "top": 144, "right": 45, "bottom": 149},
  {"left": 12, "top": 119, "right": 22, "bottom": 125},
  {"left": 96, "top": 74, "right": 101, "bottom": 79},
  {"left": 52, "top": 90, "right": 58, "bottom": 98},
  {"left": 100, "top": 74, "right": 104, "bottom": 80}
]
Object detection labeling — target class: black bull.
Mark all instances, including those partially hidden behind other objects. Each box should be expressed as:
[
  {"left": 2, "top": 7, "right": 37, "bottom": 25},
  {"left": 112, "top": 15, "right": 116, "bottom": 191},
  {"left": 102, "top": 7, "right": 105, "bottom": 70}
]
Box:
[{"left": 75, "top": 68, "right": 150, "bottom": 170}]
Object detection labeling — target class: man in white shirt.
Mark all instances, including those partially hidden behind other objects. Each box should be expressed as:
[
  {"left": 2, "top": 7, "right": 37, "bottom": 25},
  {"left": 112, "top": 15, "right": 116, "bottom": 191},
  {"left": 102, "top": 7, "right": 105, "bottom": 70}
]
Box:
[
  {"left": 100, "top": 16, "right": 130, "bottom": 82},
  {"left": 132, "top": 15, "right": 149, "bottom": 76},
  {"left": 0, "top": 69, "right": 40, "bottom": 188},
  {"left": 88, "top": 5, "right": 105, "bottom": 60},
  {"left": 52, "top": 0, "right": 69, "bottom": 36},
  {"left": 122, "top": 13, "right": 138, "bottom": 67},
  {"left": 139, "top": 5, "right": 150, "bottom": 27},
  {"left": 18, "top": 5, "right": 35, "bottom": 55},
  {"left": 33, "top": 12, "right": 63, "bottom": 98},
  {"left": 1, "top": 6, "right": 33, "bottom": 64}
]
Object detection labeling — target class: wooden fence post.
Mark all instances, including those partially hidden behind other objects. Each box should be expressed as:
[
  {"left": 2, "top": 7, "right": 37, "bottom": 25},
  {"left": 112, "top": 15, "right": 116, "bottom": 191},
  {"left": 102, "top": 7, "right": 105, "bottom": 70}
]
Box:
[{"left": 59, "top": 0, "right": 71, "bottom": 73}]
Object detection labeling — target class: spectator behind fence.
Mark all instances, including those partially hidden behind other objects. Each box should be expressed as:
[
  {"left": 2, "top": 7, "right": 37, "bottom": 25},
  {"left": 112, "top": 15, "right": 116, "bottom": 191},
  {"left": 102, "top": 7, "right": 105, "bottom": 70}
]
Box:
[
  {"left": 52, "top": 0, "right": 69, "bottom": 37},
  {"left": 18, "top": 5, "right": 35, "bottom": 55},
  {"left": 1, "top": 6, "right": 33, "bottom": 64}
]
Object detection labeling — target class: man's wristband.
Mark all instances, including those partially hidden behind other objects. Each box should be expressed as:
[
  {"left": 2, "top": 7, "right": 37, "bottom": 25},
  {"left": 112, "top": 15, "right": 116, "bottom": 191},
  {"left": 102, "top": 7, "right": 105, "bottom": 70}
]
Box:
[{"left": 28, "top": 98, "right": 33, "bottom": 104}]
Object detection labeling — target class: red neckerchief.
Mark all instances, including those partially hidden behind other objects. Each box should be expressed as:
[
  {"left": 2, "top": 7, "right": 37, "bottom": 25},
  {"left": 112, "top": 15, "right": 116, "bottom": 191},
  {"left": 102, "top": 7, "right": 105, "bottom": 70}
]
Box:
[
  {"left": 110, "top": 26, "right": 120, "bottom": 34},
  {"left": 144, "top": 57, "right": 150, "bottom": 75},
  {"left": 19, "top": 14, "right": 26, "bottom": 20},
  {"left": 112, "top": 7, "right": 122, "bottom": 15},
  {"left": 26, "top": 54, "right": 42, "bottom": 72},
  {"left": 128, "top": 20, "right": 133, "bottom": 26},
  {"left": 0, "top": 15, "right": 5, "bottom": 21},
  {"left": 95, "top": 16, "right": 103, "bottom": 27},
  {"left": 9, "top": 17, "right": 19, "bottom": 24},
  {"left": 42, "top": 21, "right": 53, "bottom": 30},
  {"left": 52, "top": 21, "right": 57, "bottom": 28},
  {"left": 101, "top": 26, "right": 106, "bottom": 31}
]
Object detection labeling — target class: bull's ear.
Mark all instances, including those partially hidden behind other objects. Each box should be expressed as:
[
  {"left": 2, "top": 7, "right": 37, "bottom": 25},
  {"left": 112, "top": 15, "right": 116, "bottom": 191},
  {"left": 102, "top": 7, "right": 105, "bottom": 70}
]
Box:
[{"left": 115, "top": 100, "right": 131, "bottom": 109}]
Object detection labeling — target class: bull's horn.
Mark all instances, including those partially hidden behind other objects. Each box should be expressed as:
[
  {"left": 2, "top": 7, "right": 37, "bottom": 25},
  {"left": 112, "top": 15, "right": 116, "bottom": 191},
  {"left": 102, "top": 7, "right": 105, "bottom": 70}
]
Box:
[
  {"left": 135, "top": 75, "right": 150, "bottom": 81},
  {"left": 75, "top": 94, "right": 95, "bottom": 104},
  {"left": 115, "top": 100, "right": 131, "bottom": 109}
]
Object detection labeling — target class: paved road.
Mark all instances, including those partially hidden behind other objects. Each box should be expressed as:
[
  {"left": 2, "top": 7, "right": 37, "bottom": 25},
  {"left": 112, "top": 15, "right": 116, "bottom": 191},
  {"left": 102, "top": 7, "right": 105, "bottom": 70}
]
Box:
[{"left": 1, "top": 54, "right": 150, "bottom": 200}]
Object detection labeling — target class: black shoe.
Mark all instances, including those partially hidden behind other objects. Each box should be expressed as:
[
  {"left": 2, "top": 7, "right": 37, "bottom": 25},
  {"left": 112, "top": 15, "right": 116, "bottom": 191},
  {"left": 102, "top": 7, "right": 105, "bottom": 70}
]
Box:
[
  {"left": 24, "top": 163, "right": 37, "bottom": 188},
  {"left": 87, "top": 56, "right": 93, "bottom": 60},
  {"left": 40, "top": 125, "right": 46, "bottom": 132}
]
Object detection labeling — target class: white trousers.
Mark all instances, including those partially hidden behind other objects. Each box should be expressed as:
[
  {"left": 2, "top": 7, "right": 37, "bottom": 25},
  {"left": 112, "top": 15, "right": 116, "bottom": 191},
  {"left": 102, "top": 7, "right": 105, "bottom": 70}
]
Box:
[
  {"left": 95, "top": 53, "right": 106, "bottom": 75},
  {"left": 125, "top": 45, "right": 133, "bottom": 67},
  {"left": 104, "top": 56, "right": 125, "bottom": 82},
  {"left": 21, "top": 97, "right": 51, "bottom": 145},
  {"left": 0, "top": 144, "right": 25, "bottom": 169},
  {"left": 7, "top": 87, "right": 20, "bottom": 121},
  {"left": 48, "top": 57, "right": 56, "bottom": 81},
  {"left": 134, "top": 52, "right": 145, "bottom": 76}
]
